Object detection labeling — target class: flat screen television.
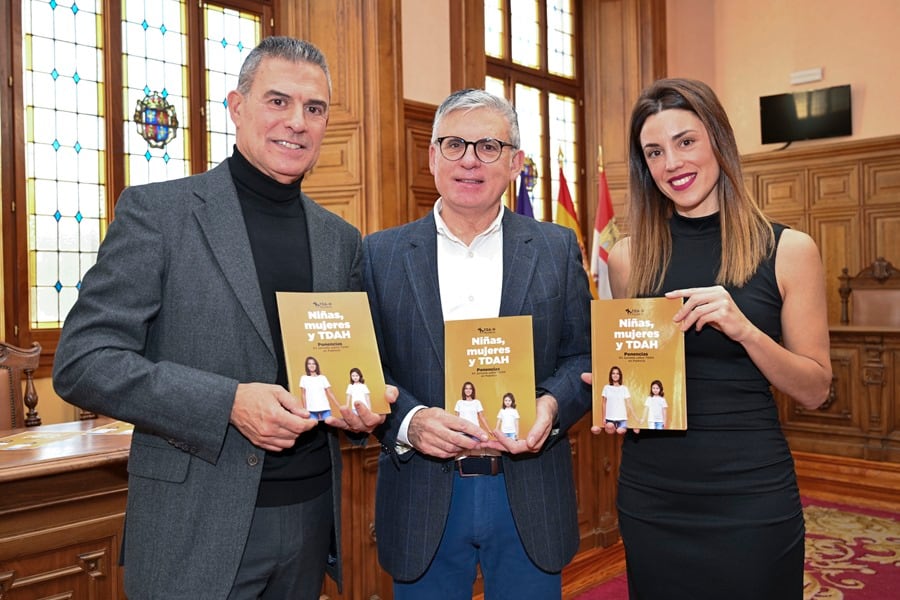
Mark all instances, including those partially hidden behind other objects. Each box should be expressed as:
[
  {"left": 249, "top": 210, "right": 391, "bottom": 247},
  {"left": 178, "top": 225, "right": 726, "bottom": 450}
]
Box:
[{"left": 759, "top": 84, "right": 852, "bottom": 145}]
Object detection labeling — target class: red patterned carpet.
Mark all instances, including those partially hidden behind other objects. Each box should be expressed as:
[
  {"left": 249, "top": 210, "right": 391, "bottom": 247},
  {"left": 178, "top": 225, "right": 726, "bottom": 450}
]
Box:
[{"left": 574, "top": 497, "right": 900, "bottom": 600}]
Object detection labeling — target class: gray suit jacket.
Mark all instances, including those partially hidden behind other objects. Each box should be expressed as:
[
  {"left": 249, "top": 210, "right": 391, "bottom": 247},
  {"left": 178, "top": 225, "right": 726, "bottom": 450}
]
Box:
[
  {"left": 52, "top": 161, "right": 362, "bottom": 599},
  {"left": 362, "top": 208, "right": 592, "bottom": 581}
]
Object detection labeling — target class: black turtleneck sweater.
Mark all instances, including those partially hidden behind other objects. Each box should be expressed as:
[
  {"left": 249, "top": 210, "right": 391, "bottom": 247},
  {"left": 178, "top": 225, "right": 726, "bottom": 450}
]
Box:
[{"left": 229, "top": 148, "right": 331, "bottom": 506}]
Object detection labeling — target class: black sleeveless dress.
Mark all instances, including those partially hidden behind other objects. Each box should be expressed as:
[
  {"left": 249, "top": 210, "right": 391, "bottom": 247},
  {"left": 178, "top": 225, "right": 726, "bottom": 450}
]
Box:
[{"left": 617, "top": 212, "right": 804, "bottom": 599}]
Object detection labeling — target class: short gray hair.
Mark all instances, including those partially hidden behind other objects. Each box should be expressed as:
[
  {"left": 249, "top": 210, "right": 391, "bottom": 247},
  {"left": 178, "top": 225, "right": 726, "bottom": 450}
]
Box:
[
  {"left": 431, "top": 89, "right": 520, "bottom": 148},
  {"left": 237, "top": 36, "right": 332, "bottom": 97}
]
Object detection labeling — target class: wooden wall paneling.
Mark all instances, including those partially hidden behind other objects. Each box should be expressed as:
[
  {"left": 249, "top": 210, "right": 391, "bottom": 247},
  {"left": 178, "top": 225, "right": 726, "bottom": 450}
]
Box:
[
  {"left": 743, "top": 137, "right": 900, "bottom": 466},
  {"left": 809, "top": 163, "right": 860, "bottom": 211},
  {"left": 313, "top": 123, "right": 363, "bottom": 187},
  {"left": 757, "top": 170, "right": 807, "bottom": 215},
  {"left": 866, "top": 207, "right": 900, "bottom": 268},
  {"left": 779, "top": 345, "right": 857, "bottom": 429},
  {"left": 773, "top": 213, "right": 809, "bottom": 235},
  {"left": 404, "top": 100, "right": 439, "bottom": 223},
  {"left": 862, "top": 155, "right": 900, "bottom": 206},
  {"left": 276, "top": 0, "right": 405, "bottom": 235},
  {"left": 777, "top": 344, "right": 863, "bottom": 458},
  {"left": 811, "top": 212, "right": 861, "bottom": 325},
  {"left": 777, "top": 330, "right": 900, "bottom": 462},
  {"left": 889, "top": 347, "right": 900, "bottom": 461},
  {"left": 307, "top": 188, "right": 364, "bottom": 225}
]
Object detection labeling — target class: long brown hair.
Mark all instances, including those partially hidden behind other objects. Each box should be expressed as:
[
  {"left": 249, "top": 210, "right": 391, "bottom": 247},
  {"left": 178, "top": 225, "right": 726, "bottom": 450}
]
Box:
[{"left": 626, "top": 78, "right": 774, "bottom": 297}]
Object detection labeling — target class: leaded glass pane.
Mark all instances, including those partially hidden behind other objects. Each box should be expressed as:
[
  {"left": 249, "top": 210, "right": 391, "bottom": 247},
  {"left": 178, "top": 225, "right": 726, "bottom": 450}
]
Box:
[
  {"left": 484, "top": 0, "right": 504, "bottom": 59},
  {"left": 511, "top": 0, "right": 540, "bottom": 69},
  {"left": 549, "top": 93, "right": 577, "bottom": 221},
  {"left": 122, "top": 0, "right": 190, "bottom": 185},
  {"left": 485, "top": 76, "right": 505, "bottom": 99},
  {"left": 515, "top": 83, "right": 544, "bottom": 220},
  {"left": 547, "top": 0, "right": 574, "bottom": 78},
  {"left": 204, "top": 5, "right": 261, "bottom": 169},
  {"left": 23, "top": 0, "right": 107, "bottom": 329}
]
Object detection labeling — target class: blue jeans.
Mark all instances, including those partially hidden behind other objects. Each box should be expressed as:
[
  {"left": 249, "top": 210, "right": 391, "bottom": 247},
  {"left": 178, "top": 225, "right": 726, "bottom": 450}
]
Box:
[{"left": 393, "top": 472, "right": 561, "bottom": 600}]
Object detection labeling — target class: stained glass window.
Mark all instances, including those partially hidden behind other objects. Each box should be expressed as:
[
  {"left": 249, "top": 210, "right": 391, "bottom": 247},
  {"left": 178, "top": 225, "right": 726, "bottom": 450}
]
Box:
[
  {"left": 122, "top": 0, "right": 190, "bottom": 185},
  {"left": 204, "top": 5, "right": 261, "bottom": 169},
  {"left": 547, "top": 0, "right": 574, "bottom": 78},
  {"left": 484, "top": 0, "right": 504, "bottom": 59},
  {"left": 23, "top": 0, "right": 106, "bottom": 328},
  {"left": 549, "top": 93, "right": 577, "bottom": 222},
  {"left": 510, "top": 0, "right": 540, "bottom": 69}
]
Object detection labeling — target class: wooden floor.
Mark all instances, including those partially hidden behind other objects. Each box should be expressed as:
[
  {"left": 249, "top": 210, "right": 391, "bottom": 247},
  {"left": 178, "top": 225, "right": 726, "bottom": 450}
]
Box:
[{"left": 551, "top": 451, "right": 900, "bottom": 600}]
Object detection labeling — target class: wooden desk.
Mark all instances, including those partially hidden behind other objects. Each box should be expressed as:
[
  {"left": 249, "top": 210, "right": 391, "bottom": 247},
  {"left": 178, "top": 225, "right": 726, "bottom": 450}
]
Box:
[{"left": 0, "top": 418, "right": 130, "bottom": 599}]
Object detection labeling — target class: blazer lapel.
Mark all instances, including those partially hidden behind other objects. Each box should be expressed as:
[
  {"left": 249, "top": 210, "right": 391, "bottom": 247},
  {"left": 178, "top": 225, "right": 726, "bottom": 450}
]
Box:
[
  {"left": 402, "top": 215, "right": 446, "bottom": 369},
  {"left": 192, "top": 163, "right": 274, "bottom": 357},
  {"left": 500, "top": 209, "right": 538, "bottom": 317}
]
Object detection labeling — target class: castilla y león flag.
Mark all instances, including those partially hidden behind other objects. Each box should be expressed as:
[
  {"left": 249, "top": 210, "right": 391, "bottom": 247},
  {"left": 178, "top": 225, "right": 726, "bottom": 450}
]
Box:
[{"left": 590, "top": 160, "right": 619, "bottom": 299}]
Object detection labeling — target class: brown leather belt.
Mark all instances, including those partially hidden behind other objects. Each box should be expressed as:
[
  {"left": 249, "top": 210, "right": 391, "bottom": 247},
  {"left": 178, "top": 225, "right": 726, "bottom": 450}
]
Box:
[{"left": 456, "top": 455, "right": 503, "bottom": 477}]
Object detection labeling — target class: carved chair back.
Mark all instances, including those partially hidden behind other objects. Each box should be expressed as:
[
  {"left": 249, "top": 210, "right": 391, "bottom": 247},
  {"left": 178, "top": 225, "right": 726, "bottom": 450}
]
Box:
[
  {"left": 0, "top": 341, "right": 42, "bottom": 429},
  {"left": 838, "top": 257, "right": 900, "bottom": 327}
]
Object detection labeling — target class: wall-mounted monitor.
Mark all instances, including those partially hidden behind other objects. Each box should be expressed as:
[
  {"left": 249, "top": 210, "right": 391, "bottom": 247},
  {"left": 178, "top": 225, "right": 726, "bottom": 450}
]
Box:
[{"left": 760, "top": 84, "right": 852, "bottom": 145}]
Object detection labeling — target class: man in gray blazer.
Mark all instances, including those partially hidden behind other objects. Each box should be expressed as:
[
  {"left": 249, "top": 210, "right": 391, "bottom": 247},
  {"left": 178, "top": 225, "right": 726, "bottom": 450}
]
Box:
[
  {"left": 53, "top": 37, "right": 382, "bottom": 599},
  {"left": 363, "top": 89, "right": 592, "bottom": 600}
]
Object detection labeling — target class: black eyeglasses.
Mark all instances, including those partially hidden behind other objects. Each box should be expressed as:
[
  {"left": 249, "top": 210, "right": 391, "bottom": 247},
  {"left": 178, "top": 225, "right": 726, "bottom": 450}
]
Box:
[{"left": 435, "top": 136, "right": 517, "bottom": 164}]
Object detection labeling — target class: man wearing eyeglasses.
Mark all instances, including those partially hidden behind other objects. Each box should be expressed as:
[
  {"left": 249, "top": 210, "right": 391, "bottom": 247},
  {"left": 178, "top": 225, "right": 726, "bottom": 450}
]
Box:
[{"left": 362, "top": 89, "right": 592, "bottom": 599}]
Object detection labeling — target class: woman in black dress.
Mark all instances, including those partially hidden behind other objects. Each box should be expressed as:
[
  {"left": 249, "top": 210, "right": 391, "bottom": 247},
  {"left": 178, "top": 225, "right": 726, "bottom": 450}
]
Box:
[{"left": 599, "top": 79, "right": 832, "bottom": 598}]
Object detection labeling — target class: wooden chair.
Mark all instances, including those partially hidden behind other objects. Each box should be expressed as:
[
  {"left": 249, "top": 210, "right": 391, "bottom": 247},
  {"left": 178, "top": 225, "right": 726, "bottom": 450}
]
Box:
[
  {"left": 838, "top": 257, "right": 900, "bottom": 326},
  {"left": 0, "top": 341, "right": 42, "bottom": 429}
]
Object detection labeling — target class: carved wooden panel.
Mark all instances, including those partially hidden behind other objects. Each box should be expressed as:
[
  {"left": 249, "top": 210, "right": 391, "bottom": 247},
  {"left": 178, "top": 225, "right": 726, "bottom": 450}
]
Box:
[
  {"left": 0, "top": 540, "right": 116, "bottom": 600},
  {"left": 302, "top": 1, "right": 364, "bottom": 122},
  {"left": 865, "top": 207, "right": 900, "bottom": 265},
  {"left": 779, "top": 330, "right": 900, "bottom": 462},
  {"left": 810, "top": 163, "right": 859, "bottom": 210},
  {"left": 771, "top": 212, "right": 808, "bottom": 235},
  {"left": 404, "top": 100, "right": 439, "bottom": 224},
  {"left": 742, "top": 173, "right": 756, "bottom": 199},
  {"left": 862, "top": 155, "right": 900, "bottom": 205},
  {"left": 757, "top": 170, "right": 806, "bottom": 214},
  {"left": 811, "top": 212, "right": 861, "bottom": 325},
  {"left": 311, "top": 123, "right": 363, "bottom": 187},
  {"left": 306, "top": 188, "right": 364, "bottom": 225},
  {"left": 743, "top": 136, "right": 900, "bottom": 329},
  {"left": 780, "top": 345, "right": 857, "bottom": 431}
]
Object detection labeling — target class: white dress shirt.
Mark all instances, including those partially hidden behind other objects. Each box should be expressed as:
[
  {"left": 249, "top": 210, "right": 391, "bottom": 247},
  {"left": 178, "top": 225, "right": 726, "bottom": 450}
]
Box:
[{"left": 397, "top": 199, "right": 504, "bottom": 446}]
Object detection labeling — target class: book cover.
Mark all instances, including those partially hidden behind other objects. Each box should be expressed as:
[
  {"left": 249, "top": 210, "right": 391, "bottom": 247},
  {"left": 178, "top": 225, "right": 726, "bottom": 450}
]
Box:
[
  {"left": 444, "top": 315, "right": 535, "bottom": 440},
  {"left": 277, "top": 291, "right": 389, "bottom": 418},
  {"left": 591, "top": 297, "right": 686, "bottom": 430}
]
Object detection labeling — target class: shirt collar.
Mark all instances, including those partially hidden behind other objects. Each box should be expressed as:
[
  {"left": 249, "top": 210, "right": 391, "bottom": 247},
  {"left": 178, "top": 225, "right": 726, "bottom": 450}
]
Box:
[{"left": 432, "top": 198, "right": 504, "bottom": 245}]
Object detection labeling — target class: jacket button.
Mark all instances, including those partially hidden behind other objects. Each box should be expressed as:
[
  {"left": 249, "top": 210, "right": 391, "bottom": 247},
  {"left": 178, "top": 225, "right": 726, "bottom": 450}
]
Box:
[{"left": 247, "top": 454, "right": 259, "bottom": 466}]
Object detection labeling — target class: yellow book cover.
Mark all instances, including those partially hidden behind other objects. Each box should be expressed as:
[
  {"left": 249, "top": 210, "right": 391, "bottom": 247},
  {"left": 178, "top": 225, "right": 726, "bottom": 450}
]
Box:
[
  {"left": 277, "top": 291, "right": 389, "bottom": 418},
  {"left": 591, "top": 297, "right": 686, "bottom": 430},
  {"left": 444, "top": 316, "right": 535, "bottom": 440}
]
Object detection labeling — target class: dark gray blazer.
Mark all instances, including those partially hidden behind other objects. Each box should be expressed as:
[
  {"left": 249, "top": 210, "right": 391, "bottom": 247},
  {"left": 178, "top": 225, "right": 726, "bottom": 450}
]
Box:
[
  {"left": 362, "top": 208, "right": 592, "bottom": 581},
  {"left": 52, "top": 161, "right": 362, "bottom": 599}
]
